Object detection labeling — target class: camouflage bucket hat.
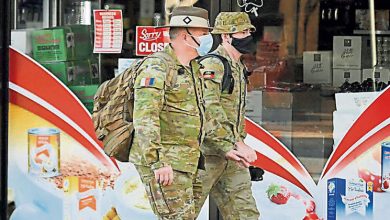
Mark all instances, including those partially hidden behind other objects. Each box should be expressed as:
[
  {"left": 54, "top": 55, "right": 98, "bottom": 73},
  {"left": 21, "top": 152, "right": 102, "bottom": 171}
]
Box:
[
  {"left": 211, "top": 12, "right": 256, "bottom": 34},
  {"left": 162, "top": 6, "right": 213, "bottom": 29}
]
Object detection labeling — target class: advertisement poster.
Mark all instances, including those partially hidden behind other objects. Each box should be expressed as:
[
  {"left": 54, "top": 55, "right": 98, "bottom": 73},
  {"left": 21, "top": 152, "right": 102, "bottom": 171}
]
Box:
[
  {"left": 244, "top": 88, "right": 390, "bottom": 219},
  {"left": 7, "top": 47, "right": 390, "bottom": 219},
  {"left": 7, "top": 48, "right": 208, "bottom": 220},
  {"left": 93, "top": 10, "right": 123, "bottom": 54},
  {"left": 135, "top": 26, "right": 170, "bottom": 56}
]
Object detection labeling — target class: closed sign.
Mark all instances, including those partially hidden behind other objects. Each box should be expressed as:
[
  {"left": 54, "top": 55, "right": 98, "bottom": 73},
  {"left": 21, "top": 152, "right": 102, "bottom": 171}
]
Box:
[{"left": 136, "top": 26, "right": 170, "bottom": 56}]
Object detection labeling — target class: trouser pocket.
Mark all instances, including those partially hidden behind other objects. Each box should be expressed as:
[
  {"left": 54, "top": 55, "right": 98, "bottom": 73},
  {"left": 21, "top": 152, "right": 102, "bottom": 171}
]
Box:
[{"left": 145, "top": 178, "right": 173, "bottom": 215}]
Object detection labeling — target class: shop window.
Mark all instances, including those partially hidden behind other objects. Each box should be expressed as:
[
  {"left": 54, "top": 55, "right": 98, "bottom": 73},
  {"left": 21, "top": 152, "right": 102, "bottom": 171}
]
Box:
[
  {"left": 9, "top": 0, "right": 389, "bottom": 182},
  {"left": 231, "top": 0, "right": 390, "bottom": 181}
]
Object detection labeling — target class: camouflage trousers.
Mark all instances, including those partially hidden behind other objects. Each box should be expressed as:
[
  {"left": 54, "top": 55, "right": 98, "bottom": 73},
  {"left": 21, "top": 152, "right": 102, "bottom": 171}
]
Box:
[
  {"left": 135, "top": 166, "right": 204, "bottom": 220},
  {"left": 195, "top": 155, "right": 260, "bottom": 220}
]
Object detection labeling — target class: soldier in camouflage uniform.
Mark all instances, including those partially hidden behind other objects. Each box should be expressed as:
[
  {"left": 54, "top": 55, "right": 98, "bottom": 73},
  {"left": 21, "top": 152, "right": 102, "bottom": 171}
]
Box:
[
  {"left": 196, "top": 12, "right": 261, "bottom": 219},
  {"left": 129, "top": 6, "right": 214, "bottom": 220}
]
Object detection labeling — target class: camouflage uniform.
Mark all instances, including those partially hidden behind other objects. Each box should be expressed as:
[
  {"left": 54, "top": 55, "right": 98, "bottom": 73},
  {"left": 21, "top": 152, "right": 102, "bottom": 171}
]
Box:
[
  {"left": 196, "top": 12, "right": 260, "bottom": 220},
  {"left": 129, "top": 44, "right": 205, "bottom": 219}
]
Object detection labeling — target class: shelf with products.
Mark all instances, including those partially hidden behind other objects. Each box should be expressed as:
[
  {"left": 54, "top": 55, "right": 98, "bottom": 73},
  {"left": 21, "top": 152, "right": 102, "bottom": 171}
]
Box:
[
  {"left": 318, "top": 0, "right": 390, "bottom": 50},
  {"left": 353, "top": 30, "right": 390, "bottom": 35}
]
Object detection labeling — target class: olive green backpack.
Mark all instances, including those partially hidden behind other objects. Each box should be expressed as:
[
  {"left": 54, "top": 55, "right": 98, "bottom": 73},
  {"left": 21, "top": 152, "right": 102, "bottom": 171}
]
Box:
[{"left": 92, "top": 52, "right": 176, "bottom": 162}]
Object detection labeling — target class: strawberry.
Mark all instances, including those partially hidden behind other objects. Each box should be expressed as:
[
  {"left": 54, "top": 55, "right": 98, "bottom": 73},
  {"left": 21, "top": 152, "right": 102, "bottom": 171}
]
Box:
[
  {"left": 383, "top": 180, "right": 389, "bottom": 189},
  {"left": 266, "top": 183, "right": 291, "bottom": 205},
  {"left": 358, "top": 168, "right": 384, "bottom": 192},
  {"left": 304, "top": 199, "right": 316, "bottom": 213},
  {"left": 291, "top": 193, "right": 316, "bottom": 213},
  {"left": 303, "top": 212, "right": 320, "bottom": 220}
]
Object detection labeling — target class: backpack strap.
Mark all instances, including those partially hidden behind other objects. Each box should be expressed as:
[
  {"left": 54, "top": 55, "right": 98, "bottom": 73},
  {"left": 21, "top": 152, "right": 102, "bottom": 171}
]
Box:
[{"left": 198, "top": 54, "right": 234, "bottom": 94}]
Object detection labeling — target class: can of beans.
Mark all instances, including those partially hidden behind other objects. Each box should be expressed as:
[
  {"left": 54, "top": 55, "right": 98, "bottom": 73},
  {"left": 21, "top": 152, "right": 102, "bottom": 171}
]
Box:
[{"left": 28, "top": 128, "right": 60, "bottom": 177}]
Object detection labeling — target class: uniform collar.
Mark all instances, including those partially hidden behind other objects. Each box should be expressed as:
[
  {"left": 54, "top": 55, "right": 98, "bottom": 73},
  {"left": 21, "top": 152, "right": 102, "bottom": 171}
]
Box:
[
  {"left": 163, "top": 44, "right": 201, "bottom": 73},
  {"left": 164, "top": 44, "right": 182, "bottom": 66}
]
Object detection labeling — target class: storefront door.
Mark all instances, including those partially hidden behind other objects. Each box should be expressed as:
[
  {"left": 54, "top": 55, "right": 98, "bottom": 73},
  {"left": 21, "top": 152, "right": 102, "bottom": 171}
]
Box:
[{"left": 0, "top": 0, "right": 10, "bottom": 219}]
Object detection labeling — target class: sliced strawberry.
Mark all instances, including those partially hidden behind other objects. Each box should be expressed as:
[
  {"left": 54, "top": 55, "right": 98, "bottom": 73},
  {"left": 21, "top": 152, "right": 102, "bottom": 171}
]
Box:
[
  {"left": 304, "top": 199, "right": 316, "bottom": 213},
  {"left": 383, "top": 180, "right": 389, "bottom": 189},
  {"left": 266, "top": 183, "right": 291, "bottom": 205},
  {"left": 291, "top": 192, "right": 316, "bottom": 213},
  {"left": 303, "top": 212, "right": 320, "bottom": 220},
  {"left": 358, "top": 168, "right": 384, "bottom": 192}
]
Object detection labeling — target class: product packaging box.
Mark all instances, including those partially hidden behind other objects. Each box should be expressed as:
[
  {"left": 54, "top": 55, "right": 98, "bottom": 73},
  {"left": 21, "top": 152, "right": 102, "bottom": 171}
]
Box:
[
  {"left": 69, "top": 84, "right": 99, "bottom": 113},
  {"left": 333, "top": 36, "right": 362, "bottom": 69},
  {"left": 11, "top": 29, "right": 34, "bottom": 55},
  {"left": 361, "top": 36, "right": 373, "bottom": 69},
  {"left": 355, "top": 9, "right": 370, "bottom": 30},
  {"left": 375, "top": 10, "right": 389, "bottom": 30},
  {"left": 42, "top": 59, "right": 98, "bottom": 86},
  {"left": 332, "top": 69, "right": 362, "bottom": 87},
  {"left": 362, "top": 68, "right": 390, "bottom": 82},
  {"left": 335, "top": 92, "right": 380, "bottom": 111},
  {"left": 303, "top": 51, "right": 333, "bottom": 84},
  {"left": 63, "top": 176, "right": 100, "bottom": 220},
  {"left": 32, "top": 25, "right": 92, "bottom": 62},
  {"left": 69, "top": 84, "right": 99, "bottom": 103},
  {"left": 382, "top": 142, "right": 390, "bottom": 192},
  {"left": 327, "top": 178, "right": 374, "bottom": 220}
]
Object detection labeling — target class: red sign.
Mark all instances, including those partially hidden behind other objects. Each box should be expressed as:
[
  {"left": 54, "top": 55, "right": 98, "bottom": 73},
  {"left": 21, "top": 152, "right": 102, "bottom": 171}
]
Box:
[
  {"left": 93, "top": 10, "right": 123, "bottom": 53},
  {"left": 136, "top": 26, "right": 170, "bottom": 56}
]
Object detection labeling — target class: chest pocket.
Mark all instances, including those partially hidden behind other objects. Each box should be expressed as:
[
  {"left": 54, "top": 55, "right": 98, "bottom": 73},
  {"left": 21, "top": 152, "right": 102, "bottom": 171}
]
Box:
[{"left": 166, "top": 72, "right": 194, "bottom": 103}]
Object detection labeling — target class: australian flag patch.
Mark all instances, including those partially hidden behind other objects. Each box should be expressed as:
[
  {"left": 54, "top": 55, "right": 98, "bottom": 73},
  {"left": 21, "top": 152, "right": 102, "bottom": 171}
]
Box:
[{"left": 140, "top": 77, "right": 155, "bottom": 87}]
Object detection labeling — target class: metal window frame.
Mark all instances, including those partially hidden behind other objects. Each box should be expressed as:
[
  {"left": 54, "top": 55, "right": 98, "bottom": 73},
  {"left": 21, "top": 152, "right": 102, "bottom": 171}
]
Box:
[{"left": 0, "top": 0, "right": 10, "bottom": 219}]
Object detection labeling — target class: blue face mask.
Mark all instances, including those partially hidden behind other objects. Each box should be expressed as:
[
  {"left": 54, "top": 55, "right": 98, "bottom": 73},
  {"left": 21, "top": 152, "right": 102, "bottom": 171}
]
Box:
[
  {"left": 195, "top": 34, "right": 213, "bottom": 56},
  {"left": 186, "top": 32, "right": 214, "bottom": 56}
]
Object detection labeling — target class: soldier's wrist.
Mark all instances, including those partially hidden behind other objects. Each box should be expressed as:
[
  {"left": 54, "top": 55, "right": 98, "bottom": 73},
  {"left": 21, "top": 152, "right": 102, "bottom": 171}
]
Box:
[
  {"left": 150, "top": 161, "right": 170, "bottom": 170},
  {"left": 221, "top": 143, "right": 235, "bottom": 155}
]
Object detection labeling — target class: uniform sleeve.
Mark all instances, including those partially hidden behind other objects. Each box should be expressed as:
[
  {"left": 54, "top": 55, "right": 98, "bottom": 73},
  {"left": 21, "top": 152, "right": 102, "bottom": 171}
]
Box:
[
  {"left": 201, "top": 57, "right": 236, "bottom": 154},
  {"left": 239, "top": 74, "right": 248, "bottom": 141},
  {"left": 239, "top": 115, "right": 247, "bottom": 141},
  {"left": 133, "top": 58, "right": 169, "bottom": 170}
]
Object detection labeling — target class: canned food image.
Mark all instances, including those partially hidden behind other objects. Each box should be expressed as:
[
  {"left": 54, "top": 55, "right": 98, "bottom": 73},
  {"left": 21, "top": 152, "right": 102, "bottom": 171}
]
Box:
[{"left": 28, "top": 128, "right": 60, "bottom": 177}]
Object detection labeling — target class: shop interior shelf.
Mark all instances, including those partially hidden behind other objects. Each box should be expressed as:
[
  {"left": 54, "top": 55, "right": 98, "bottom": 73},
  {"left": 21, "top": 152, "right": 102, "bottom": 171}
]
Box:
[{"left": 353, "top": 30, "right": 390, "bottom": 35}]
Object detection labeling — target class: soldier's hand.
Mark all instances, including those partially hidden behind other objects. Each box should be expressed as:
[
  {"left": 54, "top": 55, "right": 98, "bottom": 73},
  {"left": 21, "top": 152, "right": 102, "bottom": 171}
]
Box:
[
  {"left": 225, "top": 149, "right": 243, "bottom": 161},
  {"left": 154, "top": 165, "right": 174, "bottom": 186},
  {"left": 235, "top": 141, "right": 257, "bottom": 163},
  {"left": 225, "top": 150, "right": 251, "bottom": 168},
  {"left": 236, "top": 160, "right": 251, "bottom": 168}
]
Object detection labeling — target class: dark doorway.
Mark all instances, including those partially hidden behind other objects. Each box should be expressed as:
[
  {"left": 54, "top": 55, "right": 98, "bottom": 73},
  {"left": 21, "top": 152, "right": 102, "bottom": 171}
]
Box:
[{"left": 0, "top": 0, "right": 10, "bottom": 219}]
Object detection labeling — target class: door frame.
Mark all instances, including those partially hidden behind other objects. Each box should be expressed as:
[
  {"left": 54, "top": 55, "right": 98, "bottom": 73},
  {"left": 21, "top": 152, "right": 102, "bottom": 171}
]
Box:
[{"left": 0, "top": 0, "right": 10, "bottom": 219}]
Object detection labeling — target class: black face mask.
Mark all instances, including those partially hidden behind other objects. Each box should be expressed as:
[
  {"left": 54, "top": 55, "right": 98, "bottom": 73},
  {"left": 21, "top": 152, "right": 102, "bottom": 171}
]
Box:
[{"left": 231, "top": 35, "right": 256, "bottom": 54}]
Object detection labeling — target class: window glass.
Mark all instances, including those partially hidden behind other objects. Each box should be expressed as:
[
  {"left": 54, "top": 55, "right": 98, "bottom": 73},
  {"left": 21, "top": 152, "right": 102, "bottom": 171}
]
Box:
[{"left": 232, "top": 0, "right": 389, "bottom": 181}]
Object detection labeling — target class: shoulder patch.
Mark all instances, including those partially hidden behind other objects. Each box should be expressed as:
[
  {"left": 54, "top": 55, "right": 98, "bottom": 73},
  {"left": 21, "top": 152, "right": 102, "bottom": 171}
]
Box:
[{"left": 139, "top": 77, "right": 155, "bottom": 87}]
